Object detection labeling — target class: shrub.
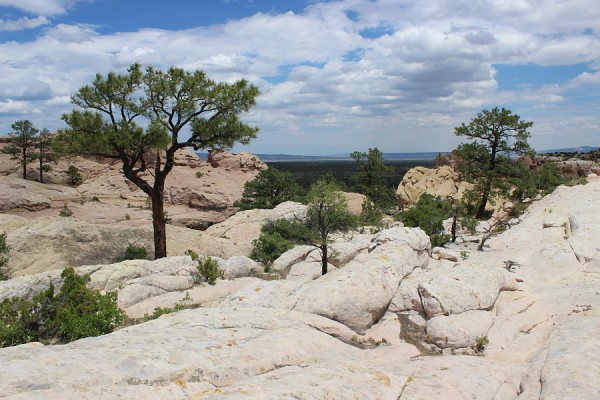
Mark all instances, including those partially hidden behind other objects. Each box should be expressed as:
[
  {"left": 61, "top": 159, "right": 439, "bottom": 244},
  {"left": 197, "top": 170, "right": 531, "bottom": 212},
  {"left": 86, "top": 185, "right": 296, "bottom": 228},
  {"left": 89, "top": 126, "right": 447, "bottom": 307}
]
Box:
[
  {"left": 146, "top": 292, "right": 192, "bottom": 320},
  {"left": 59, "top": 203, "right": 73, "bottom": 217},
  {"left": 0, "top": 267, "right": 125, "bottom": 347},
  {"left": 234, "top": 167, "right": 304, "bottom": 210},
  {"left": 474, "top": 336, "right": 489, "bottom": 353},
  {"left": 114, "top": 243, "right": 147, "bottom": 262},
  {"left": 186, "top": 250, "right": 219, "bottom": 285},
  {"left": 397, "top": 194, "right": 452, "bottom": 247},
  {"left": 250, "top": 219, "right": 312, "bottom": 267},
  {"left": 359, "top": 199, "right": 383, "bottom": 226},
  {"left": 198, "top": 257, "right": 219, "bottom": 285},
  {"left": 65, "top": 165, "right": 83, "bottom": 186},
  {"left": 0, "top": 233, "right": 9, "bottom": 281},
  {"left": 251, "top": 232, "right": 293, "bottom": 268},
  {"left": 195, "top": 171, "right": 204, "bottom": 178}
]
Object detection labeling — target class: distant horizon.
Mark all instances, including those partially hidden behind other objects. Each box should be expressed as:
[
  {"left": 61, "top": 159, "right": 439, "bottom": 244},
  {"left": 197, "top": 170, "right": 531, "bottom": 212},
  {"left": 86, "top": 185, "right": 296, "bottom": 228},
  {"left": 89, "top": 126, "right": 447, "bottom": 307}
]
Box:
[{"left": 198, "top": 145, "right": 599, "bottom": 161}]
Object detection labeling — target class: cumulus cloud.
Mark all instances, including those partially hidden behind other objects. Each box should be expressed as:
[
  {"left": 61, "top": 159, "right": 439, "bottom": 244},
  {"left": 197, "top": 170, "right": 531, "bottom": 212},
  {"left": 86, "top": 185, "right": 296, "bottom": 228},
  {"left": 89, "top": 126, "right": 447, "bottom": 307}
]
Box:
[
  {"left": 0, "top": 15, "right": 49, "bottom": 31},
  {"left": 0, "top": 0, "right": 598, "bottom": 153}
]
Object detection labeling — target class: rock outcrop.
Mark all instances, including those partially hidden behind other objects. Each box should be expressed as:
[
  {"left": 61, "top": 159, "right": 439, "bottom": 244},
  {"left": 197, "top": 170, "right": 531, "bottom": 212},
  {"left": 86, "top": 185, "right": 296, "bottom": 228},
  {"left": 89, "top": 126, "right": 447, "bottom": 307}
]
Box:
[
  {"left": 0, "top": 148, "right": 267, "bottom": 229},
  {"left": 396, "top": 165, "right": 471, "bottom": 206},
  {"left": 1, "top": 178, "right": 599, "bottom": 398},
  {"left": 0, "top": 201, "right": 308, "bottom": 276}
]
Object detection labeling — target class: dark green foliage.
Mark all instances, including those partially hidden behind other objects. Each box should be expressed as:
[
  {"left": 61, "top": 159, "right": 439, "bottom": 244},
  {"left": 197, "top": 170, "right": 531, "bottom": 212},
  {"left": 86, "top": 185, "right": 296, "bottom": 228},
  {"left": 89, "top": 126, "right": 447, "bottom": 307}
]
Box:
[
  {"left": 65, "top": 165, "right": 83, "bottom": 186},
  {"left": 454, "top": 107, "right": 534, "bottom": 219},
  {"left": 53, "top": 268, "right": 125, "bottom": 342},
  {"left": 265, "top": 159, "right": 433, "bottom": 191},
  {"left": 234, "top": 167, "right": 304, "bottom": 210},
  {"left": 1, "top": 120, "right": 39, "bottom": 180},
  {"left": 114, "top": 243, "right": 148, "bottom": 262},
  {"left": 0, "top": 268, "right": 126, "bottom": 347},
  {"left": 0, "top": 233, "right": 9, "bottom": 281},
  {"left": 397, "top": 194, "right": 452, "bottom": 247},
  {"left": 351, "top": 148, "right": 397, "bottom": 209},
  {"left": 250, "top": 219, "right": 312, "bottom": 266},
  {"left": 511, "top": 161, "right": 566, "bottom": 201}
]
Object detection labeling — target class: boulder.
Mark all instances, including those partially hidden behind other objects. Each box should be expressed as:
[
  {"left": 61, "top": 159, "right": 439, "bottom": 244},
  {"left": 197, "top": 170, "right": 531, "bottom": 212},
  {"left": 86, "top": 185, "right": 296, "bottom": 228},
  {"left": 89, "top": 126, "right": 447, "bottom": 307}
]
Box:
[
  {"left": 397, "top": 165, "right": 470, "bottom": 205},
  {"left": 391, "top": 262, "right": 510, "bottom": 318},
  {"left": 426, "top": 310, "right": 495, "bottom": 349}
]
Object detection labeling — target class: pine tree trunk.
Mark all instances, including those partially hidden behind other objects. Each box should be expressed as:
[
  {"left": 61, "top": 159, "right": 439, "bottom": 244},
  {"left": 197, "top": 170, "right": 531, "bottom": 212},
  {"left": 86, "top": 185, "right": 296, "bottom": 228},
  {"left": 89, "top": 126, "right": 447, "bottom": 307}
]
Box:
[
  {"left": 476, "top": 184, "right": 490, "bottom": 219},
  {"left": 321, "top": 244, "right": 328, "bottom": 275},
  {"left": 39, "top": 158, "right": 44, "bottom": 183},
  {"left": 150, "top": 189, "right": 167, "bottom": 259}
]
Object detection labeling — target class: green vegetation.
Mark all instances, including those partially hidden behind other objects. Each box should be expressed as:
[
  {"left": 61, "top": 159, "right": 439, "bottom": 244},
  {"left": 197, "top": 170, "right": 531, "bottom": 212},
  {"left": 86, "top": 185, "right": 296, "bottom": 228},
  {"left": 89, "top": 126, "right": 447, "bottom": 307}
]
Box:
[
  {"left": 0, "top": 233, "right": 10, "bottom": 281},
  {"left": 65, "top": 165, "right": 82, "bottom": 186},
  {"left": 37, "top": 128, "right": 55, "bottom": 183},
  {"left": 0, "top": 267, "right": 125, "bottom": 347},
  {"left": 351, "top": 148, "right": 397, "bottom": 210},
  {"left": 397, "top": 194, "right": 452, "bottom": 247},
  {"left": 250, "top": 219, "right": 312, "bottom": 268},
  {"left": 454, "top": 107, "right": 534, "bottom": 219},
  {"left": 474, "top": 336, "right": 489, "bottom": 353},
  {"left": 58, "top": 203, "right": 74, "bottom": 217},
  {"left": 145, "top": 292, "right": 193, "bottom": 320},
  {"left": 114, "top": 243, "right": 148, "bottom": 262},
  {"left": 1, "top": 120, "right": 40, "bottom": 181},
  {"left": 56, "top": 63, "right": 259, "bottom": 259},
  {"left": 235, "top": 167, "right": 304, "bottom": 210},
  {"left": 1, "top": 120, "right": 56, "bottom": 183},
  {"left": 305, "top": 177, "right": 357, "bottom": 274},
  {"left": 250, "top": 176, "right": 355, "bottom": 275},
  {"left": 265, "top": 159, "right": 433, "bottom": 191},
  {"left": 185, "top": 250, "right": 220, "bottom": 285}
]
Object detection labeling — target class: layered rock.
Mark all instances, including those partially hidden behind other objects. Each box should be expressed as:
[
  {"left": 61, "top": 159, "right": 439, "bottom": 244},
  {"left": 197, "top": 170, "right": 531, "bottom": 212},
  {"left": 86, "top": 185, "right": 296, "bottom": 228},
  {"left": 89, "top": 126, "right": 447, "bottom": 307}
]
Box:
[
  {"left": 1, "top": 201, "right": 308, "bottom": 276},
  {"left": 0, "top": 149, "right": 266, "bottom": 229}
]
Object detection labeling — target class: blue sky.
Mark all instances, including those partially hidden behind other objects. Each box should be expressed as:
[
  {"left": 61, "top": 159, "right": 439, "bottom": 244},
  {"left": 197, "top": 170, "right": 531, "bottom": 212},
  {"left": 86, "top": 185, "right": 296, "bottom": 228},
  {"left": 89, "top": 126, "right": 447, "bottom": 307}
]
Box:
[{"left": 0, "top": 0, "right": 598, "bottom": 154}]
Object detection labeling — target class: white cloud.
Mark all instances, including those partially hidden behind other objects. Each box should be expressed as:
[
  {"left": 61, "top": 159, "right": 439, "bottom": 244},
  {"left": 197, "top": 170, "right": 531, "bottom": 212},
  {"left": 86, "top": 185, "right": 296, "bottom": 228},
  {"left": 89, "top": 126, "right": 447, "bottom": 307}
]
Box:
[
  {"left": 0, "top": 15, "right": 49, "bottom": 31},
  {"left": 0, "top": 0, "right": 598, "bottom": 152},
  {"left": 0, "top": 0, "right": 81, "bottom": 16}
]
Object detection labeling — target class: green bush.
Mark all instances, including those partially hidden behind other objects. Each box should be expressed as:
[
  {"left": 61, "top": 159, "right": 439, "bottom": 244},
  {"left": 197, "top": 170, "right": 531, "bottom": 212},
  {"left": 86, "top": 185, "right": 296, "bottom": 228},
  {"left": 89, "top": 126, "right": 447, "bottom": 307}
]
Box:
[
  {"left": 250, "top": 219, "right": 313, "bottom": 267},
  {"left": 186, "top": 250, "right": 219, "bottom": 285},
  {"left": 59, "top": 203, "right": 73, "bottom": 217},
  {"left": 0, "top": 232, "right": 10, "bottom": 281},
  {"left": 0, "top": 267, "right": 125, "bottom": 347},
  {"left": 198, "top": 257, "right": 219, "bottom": 285},
  {"left": 65, "top": 165, "right": 83, "bottom": 186},
  {"left": 397, "top": 194, "right": 452, "bottom": 247},
  {"left": 251, "top": 232, "right": 293, "bottom": 267},
  {"left": 114, "top": 243, "right": 148, "bottom": 262},
  {"left": 235, "top": 167, "right": 304, "bottom": 210}
]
